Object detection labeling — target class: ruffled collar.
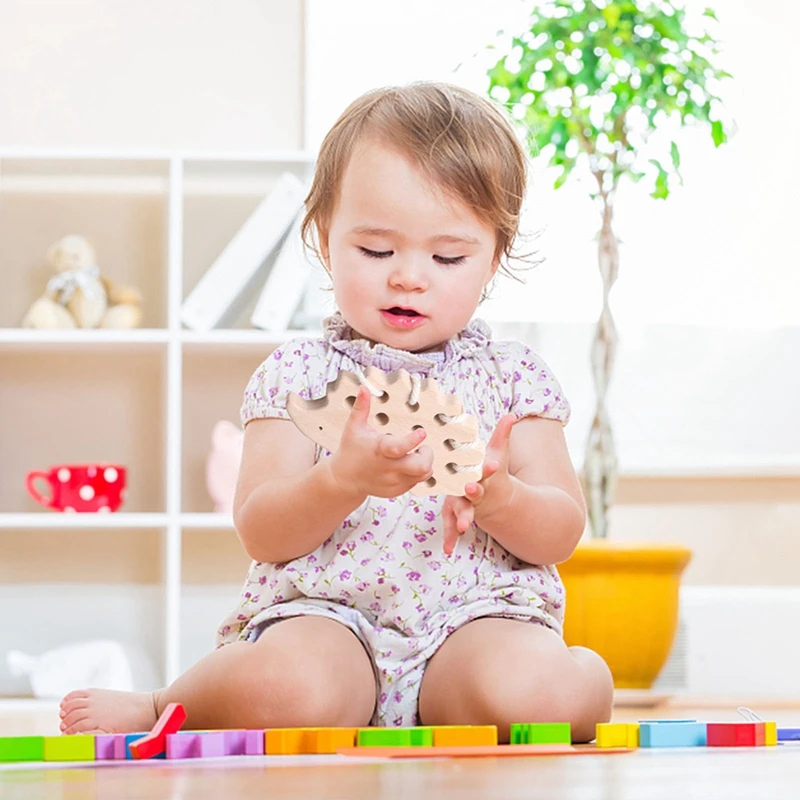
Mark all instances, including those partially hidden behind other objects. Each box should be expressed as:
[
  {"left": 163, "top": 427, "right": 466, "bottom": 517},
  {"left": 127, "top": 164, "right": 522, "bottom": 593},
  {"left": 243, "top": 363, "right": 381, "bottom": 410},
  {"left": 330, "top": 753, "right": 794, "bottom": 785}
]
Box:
[{"left": 322, "top": 312, "right": 491, "bottom": 374}]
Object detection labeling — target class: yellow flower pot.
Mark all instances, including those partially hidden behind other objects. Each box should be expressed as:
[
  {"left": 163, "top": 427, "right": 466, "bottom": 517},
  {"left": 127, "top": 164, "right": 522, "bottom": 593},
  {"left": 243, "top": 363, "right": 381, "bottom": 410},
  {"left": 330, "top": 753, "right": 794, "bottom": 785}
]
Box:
[{"left": 557, "top": 541, "right": 692, "bottom": 689}]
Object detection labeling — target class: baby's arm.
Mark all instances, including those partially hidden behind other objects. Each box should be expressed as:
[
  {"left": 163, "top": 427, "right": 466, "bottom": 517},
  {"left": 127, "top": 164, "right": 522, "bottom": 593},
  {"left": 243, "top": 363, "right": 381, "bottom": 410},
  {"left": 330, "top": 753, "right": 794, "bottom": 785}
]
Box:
[
  {"left": 234, "top": 387, "right": 433, "bottom": 564},
  {"left": 234, "top": 418, "right": 365, "bottom": 563},
  {"left": 475, "top": 416, "right": 586, "bottom": 564}
]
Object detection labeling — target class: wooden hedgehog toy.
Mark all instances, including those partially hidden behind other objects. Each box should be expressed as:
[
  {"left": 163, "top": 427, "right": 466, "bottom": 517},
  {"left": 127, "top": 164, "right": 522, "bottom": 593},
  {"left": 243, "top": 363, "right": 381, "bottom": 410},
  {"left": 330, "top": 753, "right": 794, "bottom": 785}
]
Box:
[{"left": 287, "top": 368, "right": 485, "bottom": 496}]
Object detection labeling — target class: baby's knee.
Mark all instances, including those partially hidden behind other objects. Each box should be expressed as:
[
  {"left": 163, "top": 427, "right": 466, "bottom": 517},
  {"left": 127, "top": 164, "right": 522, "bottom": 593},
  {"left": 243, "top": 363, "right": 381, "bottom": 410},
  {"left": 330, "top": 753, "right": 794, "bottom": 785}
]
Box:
[
  {"left": 472, "top": 647, "right": 613, "bottom": 742},
  {"left": 242, "top": 647, "right": 369, "bottom": 728}
]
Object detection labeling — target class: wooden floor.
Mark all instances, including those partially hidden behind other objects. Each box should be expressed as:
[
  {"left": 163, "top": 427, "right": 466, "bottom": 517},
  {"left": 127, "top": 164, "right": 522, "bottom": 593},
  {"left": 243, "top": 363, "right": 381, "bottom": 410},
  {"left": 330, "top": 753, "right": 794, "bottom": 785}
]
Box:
[{"left": 3, "top": 701, "right": 800, "bottom": 799}]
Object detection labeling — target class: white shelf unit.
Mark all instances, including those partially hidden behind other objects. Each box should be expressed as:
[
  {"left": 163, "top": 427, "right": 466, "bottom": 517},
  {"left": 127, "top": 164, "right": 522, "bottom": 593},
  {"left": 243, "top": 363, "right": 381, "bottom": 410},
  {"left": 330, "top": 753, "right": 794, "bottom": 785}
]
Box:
[{"left": 0, "top": 150, "right": 316, "bottom": 690}]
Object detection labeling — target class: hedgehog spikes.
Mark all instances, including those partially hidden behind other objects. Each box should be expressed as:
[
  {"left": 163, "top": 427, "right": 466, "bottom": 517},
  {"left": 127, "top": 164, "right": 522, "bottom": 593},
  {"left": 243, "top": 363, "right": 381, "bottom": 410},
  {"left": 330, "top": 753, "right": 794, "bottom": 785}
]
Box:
[{"left": 287, "top": 368, "right": 485, "bottom": 496}]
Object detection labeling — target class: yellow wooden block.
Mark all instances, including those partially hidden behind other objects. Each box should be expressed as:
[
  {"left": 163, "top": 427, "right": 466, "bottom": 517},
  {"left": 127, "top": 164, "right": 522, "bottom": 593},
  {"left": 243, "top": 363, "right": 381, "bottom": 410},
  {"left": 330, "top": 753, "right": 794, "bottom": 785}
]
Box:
[
  {"left": 264, "top": 728, "right": 319, "bottom": 755},
  {"left": 596, "top": 723, "right": 639, "bottom": 748},
  {"left": 626, "top": 723, "right": 640, "bottom": 748},
  {"left": 311, "top": 728, "right": 358, "bottom": 753},
  {"left": 432, "top": 726, "right": 497, "bottom": 747},
  {"left": 765, "top": 722, "right": 778, "bottom": 747}
]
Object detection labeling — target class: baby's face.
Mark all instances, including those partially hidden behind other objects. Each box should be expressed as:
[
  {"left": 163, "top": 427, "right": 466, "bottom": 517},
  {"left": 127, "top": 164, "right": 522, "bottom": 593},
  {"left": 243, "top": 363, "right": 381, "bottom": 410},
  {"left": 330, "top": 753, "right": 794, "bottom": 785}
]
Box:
[{"left": 324, "top": 140, "right": 499, "bottom": 353}]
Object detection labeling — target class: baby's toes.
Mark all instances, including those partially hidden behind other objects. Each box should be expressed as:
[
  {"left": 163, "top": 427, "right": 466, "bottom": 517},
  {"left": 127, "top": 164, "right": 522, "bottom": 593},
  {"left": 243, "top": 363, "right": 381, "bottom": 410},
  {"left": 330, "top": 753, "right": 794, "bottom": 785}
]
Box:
[
  {"left": 60, "top": 708, "right": 91, "bottom": 734},
  {"left": 59, "top": 696, "right": 89, "bottom": 718}
]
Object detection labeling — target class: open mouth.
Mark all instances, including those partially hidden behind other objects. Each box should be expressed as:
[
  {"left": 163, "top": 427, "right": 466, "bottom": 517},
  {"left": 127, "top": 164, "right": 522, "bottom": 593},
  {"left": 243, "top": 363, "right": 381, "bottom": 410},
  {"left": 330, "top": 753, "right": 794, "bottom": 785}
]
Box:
[{"left": 385, "top": 307, "right": 421, "bottom": 317}]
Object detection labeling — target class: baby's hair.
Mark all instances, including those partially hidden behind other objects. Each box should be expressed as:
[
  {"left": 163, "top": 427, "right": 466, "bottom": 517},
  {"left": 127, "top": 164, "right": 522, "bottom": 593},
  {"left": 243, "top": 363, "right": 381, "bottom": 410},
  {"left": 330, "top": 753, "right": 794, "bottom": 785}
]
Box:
[{"left": 302, "top": 81, "right": 533, "bottom": 284}]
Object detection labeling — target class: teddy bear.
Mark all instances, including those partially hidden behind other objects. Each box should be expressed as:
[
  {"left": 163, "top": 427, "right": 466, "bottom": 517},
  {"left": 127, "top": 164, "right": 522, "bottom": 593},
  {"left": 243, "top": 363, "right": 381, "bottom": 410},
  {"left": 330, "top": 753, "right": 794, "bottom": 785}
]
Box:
[{"left": 21, "top": 234, "right": 143, "bottom": 329}]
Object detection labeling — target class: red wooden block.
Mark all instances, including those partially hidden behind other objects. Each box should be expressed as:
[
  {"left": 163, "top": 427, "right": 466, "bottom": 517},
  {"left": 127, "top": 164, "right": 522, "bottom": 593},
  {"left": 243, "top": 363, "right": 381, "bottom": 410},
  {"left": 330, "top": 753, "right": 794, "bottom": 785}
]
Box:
[
  {"left": 129, "top": 703, "right": 188, "bottom": 760},
  {"left": 706, "top": 722, "right": 764, "bottom": 747}
]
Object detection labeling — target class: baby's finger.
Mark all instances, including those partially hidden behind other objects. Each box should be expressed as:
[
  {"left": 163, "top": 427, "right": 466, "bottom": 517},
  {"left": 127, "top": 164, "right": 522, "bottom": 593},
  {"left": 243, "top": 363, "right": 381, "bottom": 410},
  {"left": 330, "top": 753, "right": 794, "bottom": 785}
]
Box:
[
  {"left": 463, "top": 481, "right": 485, "bottom": 505},
  {"left": 345, "top": 386, "right": 372, "bottom": 428},
  {"left": 442, "top": 502, "right": 459, "bottom": 556},
  {"left": 456, "top": 502, "right": 474, "bottom": 534},
  {"left": 378, "top": 427, "right": 426, "bottom": 459}
]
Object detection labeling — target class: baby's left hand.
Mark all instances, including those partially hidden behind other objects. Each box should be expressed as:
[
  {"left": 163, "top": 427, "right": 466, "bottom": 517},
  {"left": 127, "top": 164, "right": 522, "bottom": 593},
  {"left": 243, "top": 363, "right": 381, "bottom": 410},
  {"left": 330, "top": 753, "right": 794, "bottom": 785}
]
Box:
[{"left": 441, "top": 413, "right": 517, "bottom": 555}]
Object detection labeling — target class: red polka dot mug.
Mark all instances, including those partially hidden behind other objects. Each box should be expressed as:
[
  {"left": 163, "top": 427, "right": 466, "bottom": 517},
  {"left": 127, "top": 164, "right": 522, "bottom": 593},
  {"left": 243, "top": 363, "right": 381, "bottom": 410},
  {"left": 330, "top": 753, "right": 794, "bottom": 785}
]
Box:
[{"left": 25, "top": 464, "right": 128, "bottom": 513}]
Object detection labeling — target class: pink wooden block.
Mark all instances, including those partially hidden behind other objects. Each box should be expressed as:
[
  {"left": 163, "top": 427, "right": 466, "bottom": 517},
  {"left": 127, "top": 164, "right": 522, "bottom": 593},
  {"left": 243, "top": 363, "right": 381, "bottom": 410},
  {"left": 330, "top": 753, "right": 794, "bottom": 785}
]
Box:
[
  {"left": 95, "top": 734, "right": 121, "bottom": 760},
  {"left": 166, "top": 732, "right": 226, "bottom": 759},
  {"left": 222, "top": 730, "right": 247, "bottom": 756},
  {"left": 245, "top": 730, "right": 264, "bottom": 756},
  {"left": 115, "top": 733, "right": 144, "bottom": 759}
]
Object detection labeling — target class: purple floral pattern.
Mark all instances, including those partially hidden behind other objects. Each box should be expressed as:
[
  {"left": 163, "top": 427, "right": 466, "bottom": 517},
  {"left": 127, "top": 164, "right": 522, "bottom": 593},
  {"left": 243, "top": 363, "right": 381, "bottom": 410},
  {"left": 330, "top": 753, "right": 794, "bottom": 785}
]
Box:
[{"left": 217, "top": 313, "right": 571, "bottom": 726}]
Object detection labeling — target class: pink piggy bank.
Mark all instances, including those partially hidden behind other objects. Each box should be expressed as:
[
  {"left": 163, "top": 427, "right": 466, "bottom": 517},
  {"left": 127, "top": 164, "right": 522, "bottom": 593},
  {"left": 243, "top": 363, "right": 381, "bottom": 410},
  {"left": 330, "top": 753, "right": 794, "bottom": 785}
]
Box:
[{"left": 205, "top": 420, "right": 244, "bottom": 514}]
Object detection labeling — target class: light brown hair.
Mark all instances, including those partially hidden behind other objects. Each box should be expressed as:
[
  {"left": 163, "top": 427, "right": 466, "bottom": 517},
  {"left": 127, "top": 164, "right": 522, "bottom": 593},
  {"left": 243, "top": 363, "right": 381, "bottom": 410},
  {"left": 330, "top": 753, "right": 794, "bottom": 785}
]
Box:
[{"left": 302, "top": 82, "right": 529, "bottom": 278}]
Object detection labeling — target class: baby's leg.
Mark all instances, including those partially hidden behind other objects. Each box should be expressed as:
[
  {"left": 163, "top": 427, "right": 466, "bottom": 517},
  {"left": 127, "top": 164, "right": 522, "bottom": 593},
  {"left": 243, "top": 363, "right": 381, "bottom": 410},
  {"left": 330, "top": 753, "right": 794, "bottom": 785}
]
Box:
[
  {"left": 418, "top": 617, "right": 613, "bottom": 743},
  {"left": 59, "top": 616, "right": 376, "bottom": 734}
]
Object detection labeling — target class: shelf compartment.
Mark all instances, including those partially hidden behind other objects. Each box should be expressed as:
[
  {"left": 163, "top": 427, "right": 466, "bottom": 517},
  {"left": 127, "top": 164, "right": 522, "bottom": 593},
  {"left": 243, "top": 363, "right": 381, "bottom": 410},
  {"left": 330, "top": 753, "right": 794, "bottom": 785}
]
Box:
[
  {"left": 0, "top": 158, "right": 169, "bottom": 329},
  {"left": 0, "top": 349, "right": 167, "bottom": 513}
]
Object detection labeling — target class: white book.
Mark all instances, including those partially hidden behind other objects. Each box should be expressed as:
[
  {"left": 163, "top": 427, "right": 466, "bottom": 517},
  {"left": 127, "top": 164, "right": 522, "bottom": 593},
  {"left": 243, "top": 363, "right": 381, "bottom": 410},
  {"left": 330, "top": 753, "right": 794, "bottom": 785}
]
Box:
[
  {"left": 181, "top": 172, "right": 306, "bottom": 331},
  {"left": 250, "top": 213, "right": 321, "bottom": 331}
]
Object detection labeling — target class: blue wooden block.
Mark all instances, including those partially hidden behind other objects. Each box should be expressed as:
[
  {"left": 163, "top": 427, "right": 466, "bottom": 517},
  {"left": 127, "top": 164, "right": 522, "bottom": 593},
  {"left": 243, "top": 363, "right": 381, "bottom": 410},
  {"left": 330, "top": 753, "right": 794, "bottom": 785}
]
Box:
[
  {"left": 640, "top": 722, "right": 707, "bottom": 748},
  {"left": 778, "top": 727, "right": 800, "bottom": 742},
  {"left": 639, "top": 719, "right": 697, "bottom": 724}
]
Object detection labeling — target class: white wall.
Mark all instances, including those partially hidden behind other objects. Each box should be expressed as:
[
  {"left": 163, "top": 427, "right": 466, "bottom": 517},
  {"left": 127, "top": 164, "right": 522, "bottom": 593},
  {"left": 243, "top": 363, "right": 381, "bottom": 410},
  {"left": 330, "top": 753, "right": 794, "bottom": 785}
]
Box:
[{"left": 0, "top": 0, "right": 305, "bottom": 151}]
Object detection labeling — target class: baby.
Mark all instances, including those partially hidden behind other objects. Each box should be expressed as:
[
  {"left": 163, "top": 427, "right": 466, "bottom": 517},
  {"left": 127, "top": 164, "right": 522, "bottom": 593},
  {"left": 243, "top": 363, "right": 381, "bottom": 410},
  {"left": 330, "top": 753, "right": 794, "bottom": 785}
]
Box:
[{"left": 60, "top": 82, "right": 613, "bottom": 743}]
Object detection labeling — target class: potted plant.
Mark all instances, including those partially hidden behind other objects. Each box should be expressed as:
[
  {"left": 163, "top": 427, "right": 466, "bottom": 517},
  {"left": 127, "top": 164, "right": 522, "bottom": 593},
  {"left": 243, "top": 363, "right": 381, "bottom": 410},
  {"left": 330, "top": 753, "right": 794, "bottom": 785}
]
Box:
[{"left": 486, "top": 0, "right": 730, "bottom": 688}]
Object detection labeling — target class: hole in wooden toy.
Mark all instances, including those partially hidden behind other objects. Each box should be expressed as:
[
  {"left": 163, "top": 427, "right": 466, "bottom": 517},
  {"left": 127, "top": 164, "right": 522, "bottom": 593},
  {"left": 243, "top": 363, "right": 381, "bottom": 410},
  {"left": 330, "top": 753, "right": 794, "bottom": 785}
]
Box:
[
  {"left": 443, "top": 439, "right": 456, "bottom": 450},
  {"left": 376, "top": 391, "right": 389, "bottom": 403},
  {"left": 425, "top": 477, "right": 437, "bottom": 488},
  {"left": 445, "top": 463, "right": 458, "bottom": 474},
  {"left": 345, "top": 395, "right": 356, "bottom": 407},
  {"left": 412, "top": 425, "right": 424, "bottom": 432},
  {"left": 375, "top": 413, "right": 390, "bottom": 426},
  {"left": 434, "top": 413, "right": 449, "bottom": 425},
  {"left": 408, "top": 402, "right": 420, "bottom": 412}
]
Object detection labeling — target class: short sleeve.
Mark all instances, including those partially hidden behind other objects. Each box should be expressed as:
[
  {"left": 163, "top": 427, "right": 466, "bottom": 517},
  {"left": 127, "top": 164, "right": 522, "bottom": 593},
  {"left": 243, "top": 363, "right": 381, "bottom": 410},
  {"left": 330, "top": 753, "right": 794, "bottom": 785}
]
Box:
[
  {"left": 506, "top": 342, "right": 571, "bottom": 426},
  {"left": 239, "top": 338, "right": 324, "bottom": 427}
]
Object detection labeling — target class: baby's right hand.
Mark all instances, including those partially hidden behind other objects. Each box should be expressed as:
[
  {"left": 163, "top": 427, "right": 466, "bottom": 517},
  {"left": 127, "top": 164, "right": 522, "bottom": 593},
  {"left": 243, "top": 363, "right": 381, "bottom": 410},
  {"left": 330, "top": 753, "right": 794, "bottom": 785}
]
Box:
[{"left": 328, "top": 385, "right": 434, "bottom": 499}]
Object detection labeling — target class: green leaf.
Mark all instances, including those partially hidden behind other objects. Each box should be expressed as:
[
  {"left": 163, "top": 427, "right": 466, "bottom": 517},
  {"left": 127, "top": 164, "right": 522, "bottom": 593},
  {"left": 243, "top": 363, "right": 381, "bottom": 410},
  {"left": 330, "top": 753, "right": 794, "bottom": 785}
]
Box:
[
  {"left": 703, "top": 7, "right": 719, "bottom": 21},
  {"left": 711, "top": 120, "right": 726, "bottom": 146},
  {"left": 649, "top": 159, "right": 670, "bottom": 200},
  {"left": 670, "top": 141, "right": 683, "bottom": 184}
]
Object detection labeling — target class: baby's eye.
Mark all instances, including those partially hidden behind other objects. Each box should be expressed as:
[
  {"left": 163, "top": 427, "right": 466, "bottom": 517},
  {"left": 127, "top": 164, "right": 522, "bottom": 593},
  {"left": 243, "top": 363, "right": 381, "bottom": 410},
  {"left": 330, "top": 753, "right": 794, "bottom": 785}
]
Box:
[
  {"left": 434, "top": 255, "right": 466, "bottom": 265},
  {"left": 359, "top": 247, "right": 393, "bottom": 259}
]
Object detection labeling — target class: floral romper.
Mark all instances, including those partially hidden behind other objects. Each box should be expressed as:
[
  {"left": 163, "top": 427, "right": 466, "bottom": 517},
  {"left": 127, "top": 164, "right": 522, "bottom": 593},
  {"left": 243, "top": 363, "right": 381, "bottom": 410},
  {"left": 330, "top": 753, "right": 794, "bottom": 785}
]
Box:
[{"left": 216, "top": 312, "right": 571, "bottom": 726}]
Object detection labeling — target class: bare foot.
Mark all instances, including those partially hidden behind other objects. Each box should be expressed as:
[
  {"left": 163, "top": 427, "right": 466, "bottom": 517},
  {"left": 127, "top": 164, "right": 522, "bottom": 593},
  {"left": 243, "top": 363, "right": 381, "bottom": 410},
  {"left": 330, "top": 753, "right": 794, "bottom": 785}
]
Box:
[{"left": 59, "top": 688, "right": 160, "bottom": 735}]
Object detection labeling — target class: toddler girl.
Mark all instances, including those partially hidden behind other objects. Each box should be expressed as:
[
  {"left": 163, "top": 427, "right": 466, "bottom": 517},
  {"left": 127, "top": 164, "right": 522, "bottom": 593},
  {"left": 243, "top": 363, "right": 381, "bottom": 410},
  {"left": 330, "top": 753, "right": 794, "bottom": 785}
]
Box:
[{"left": 60, "top": 82, "right": 613, "bottom": 743}]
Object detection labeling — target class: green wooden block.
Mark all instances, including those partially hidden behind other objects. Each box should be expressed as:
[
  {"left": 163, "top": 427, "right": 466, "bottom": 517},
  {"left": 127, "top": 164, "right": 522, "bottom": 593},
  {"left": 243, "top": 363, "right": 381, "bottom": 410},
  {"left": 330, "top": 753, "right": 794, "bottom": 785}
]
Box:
[
  {"left": 408, "top": 727, "right": 434, "bottom": 747},
  {"left": 357, "top": 729, "right": 412, "bottom": 747},
  {"left": 510, "top": 724, "right": 526, "bottom": 745},
  {"left": 524, "top": 723, "right": 572, "bottom": 745},
  {"left": 0, "top": 736, "right": 44, "bottom": 762},
  {"left": 43, "top": 735, "right": 96, "bottom": 762}
]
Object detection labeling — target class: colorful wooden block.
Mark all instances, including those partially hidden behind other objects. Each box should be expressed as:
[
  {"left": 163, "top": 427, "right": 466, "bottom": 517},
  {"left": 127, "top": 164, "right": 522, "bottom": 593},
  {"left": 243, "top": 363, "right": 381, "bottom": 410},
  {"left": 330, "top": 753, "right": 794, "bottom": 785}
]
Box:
[
  {"left": 310, "top": 728, "right": 358, "bottom": 753},
  {"left": 94, "top": 734, "right": 126, "bottom": 760},
  {"left": 358, "top": 728, "right": 412, "bottom": 747},
  {"left": 129, "top": 702, "right": 187, "bottom": 759},
  {"left": 0, "top": 736, "right": 44, "bottom": 762},
  {"left": 432, "top": 726, "right": 497, "bottom": 747},
  {"left": 510, "top": 723, "right": 571, "bottom": 745},
  {"left": 778, "top": 726, "right": 800, "bottom": 742},
  {"left": 264, "top": 727, "right": 319, "bottom": 755},
  {"left": 408, "top": 727, "right": 434, "bottom": 747},
  {"left": 639, "top": 722, "right": 707, "bottom": 748},
  {"left": 43, "top": 735, "right": 95, "bottom": 762},
  {"left": 165, "top": 732, "right": 226, "bottom": 759},
  {"left": 220, "top": 729, "right": 266, "bottom": 756},
  {"left": 764, "top": 722, "right": 778, "bottom": 746},
  {"left": 707, "top": 722, "right": 767, "bottom": 747},
  {"left": 596, "top": 723, "right": 639, "bottom": 748}
]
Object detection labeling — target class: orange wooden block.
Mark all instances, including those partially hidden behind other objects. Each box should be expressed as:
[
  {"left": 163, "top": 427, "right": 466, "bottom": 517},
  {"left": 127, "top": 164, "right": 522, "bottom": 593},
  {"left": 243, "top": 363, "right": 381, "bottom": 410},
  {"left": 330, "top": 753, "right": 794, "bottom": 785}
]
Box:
[
  {"left": 310, "top": 728, "right": 358, "bottom": 754},
  {"left": 264, "top": 728, "right": 317, "bottom": 755},
  {"left": 338, "top": 744, "right": 633, "bottom": 758},
  {"left": 432, "top": 725, "right": 497, "bottom": 747}
]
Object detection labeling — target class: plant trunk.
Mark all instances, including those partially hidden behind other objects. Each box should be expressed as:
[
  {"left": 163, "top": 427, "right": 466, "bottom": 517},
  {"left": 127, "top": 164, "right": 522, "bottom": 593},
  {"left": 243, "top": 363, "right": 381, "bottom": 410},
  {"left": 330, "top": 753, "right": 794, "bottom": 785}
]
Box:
[{"left": 584, "top": 198, "right": 619, "bottom": 539}]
